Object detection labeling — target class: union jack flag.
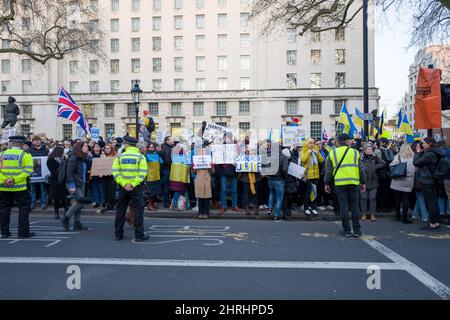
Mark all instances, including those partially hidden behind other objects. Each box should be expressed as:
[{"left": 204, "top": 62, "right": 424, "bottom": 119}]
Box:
[{"left": 57, "top": 86, "right": 90, "bottom": 134}]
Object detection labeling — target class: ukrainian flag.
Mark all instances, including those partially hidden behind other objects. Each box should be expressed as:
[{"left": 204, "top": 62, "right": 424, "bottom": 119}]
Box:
[
  {"left": 339, "top": 103, "right": 357, "bottom": 138},
  {"left": 355, "top": 108, "right": 365, "bottom": 138},
  {"left": 399, "top": 114, "right": 414, "bottom": 136},
  {"left": 378, "top": 111, "right": 384, "bottom": 135},
  {"left": 396, "top": 110, "right": 402, "bottom": 129}
]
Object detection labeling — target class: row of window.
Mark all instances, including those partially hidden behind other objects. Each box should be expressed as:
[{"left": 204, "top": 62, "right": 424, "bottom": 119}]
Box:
[
  {"left": 287, "top": 72, "right": 347, "bottom": 89},
  {"left": 1, "top": 59, "right": 31, "bottom": 74},
  {"left": 287, "top": 49, "right": 346, "bottom": 66},
  {"left": 109, "top": 12, "right": 249, "bottom": 33},
  {"left": 0, "top": 104, "right": 32, "bottom": 119},
  {"left": 286, "top": 100, "right": 348, "bottom": 116},
  {"left": 108, "top": 0, "right": 250, "bottom": 12}
]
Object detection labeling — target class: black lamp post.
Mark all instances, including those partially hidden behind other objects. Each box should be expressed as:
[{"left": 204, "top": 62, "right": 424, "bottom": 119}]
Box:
[
  {"left": 363, "top": 0, "right": 369, "bottom": 141},
  {"left": 131, "top": 80, "right": 142, "bottom": 139}
]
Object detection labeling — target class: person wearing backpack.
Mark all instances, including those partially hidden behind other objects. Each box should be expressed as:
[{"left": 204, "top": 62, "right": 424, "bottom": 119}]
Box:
[
  {"left": 413, "top": 137, "right": 446, "bottom": 232},
  {"left": 46, "top": 146, "right": 69, "bottom": 220}
]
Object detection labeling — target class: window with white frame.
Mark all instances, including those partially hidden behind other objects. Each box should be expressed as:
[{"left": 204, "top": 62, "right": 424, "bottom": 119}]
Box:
[
  {"left": 153, "top": 37, "right": 161, "bottom": 51},
  {"left": 170, "top": 123, "right": 181, "bottom": 135},
  {"left": 131, "top": 17, "right": 140, "bottom": 32},
  {"left": 196, "top": 78, "right": 206, "bottom": 91},
  {"left": 111, "top": 19, "right": 119, "bottom": 32},
  {"left": 174, "top": 57, "right": 183, "bottom": 72},
  {"left": 153, "top": 79, "right": 162, "bottom": 91},
  {"left": 334, "top": 99, "right": 346, "bottom": 114},
  {"left": 240, "top": 77, "right": 250, "bottom": 90},
  {"left": 105, "top": 123, "right": 115, "bottom": 137},
  {"left": 174, "top": 79, "right": 183, "bottom": 91},
  {"left": 111, "top": 0, "right": 119, "bottom": 12},
  {"left": 2, "top": 39, "right": 10, "bottom": 49},
  {"left": 311, "top": 50, "right": 321, "bottom": 64},
  {"left": 310, "top": 121, "right": 322, "bottom": 139},
  {"left": 240, "top": 55, "right": 250, "bottom": 71},
  {"left": 310, "top": 73, "right": 321, "bottom": 88},
  {"left": 196, "top": 14, "right": 204, "bottom": 28},
  {"left": 1, "top": 59, "right": 9, "bottom": 74},
  {"left": 132, "top": 0, "right": 140, "bottom": 11},
  {"left": 20, "top": 124, "right": 31, "bottom": 136},
  {"left": 335, "top": 73, "right": 346, "bottom": 88},
  {"left": 287, "top": 50, "right": 297, "bottom": 66},
  {"left": 131, "top": 58, "right": 140, "bottom": 73},
  {"left": 311, "top": 31, "right": 320, "bottom": 42},
  {"left": 310, "top": 100, "right": 322, "bottom": 114},
  {"left": 90, "top": 81, "right": 99, "bottom": 93},
  {"left": 174, "top": 15, "right": 183, "bottom": 29},
  {"left": 110, "top": 80, "right": 120, "bottom": 92},
  {"left": 335, "top": 27, "right": 345, "bottom": 41},
  {"left": 335, "top": 49, "right": 345, "bottom": 64},
  {"left": 239, "top": 122, "right": 250, "bottom": 132},
  {"left": 171, "top": 102, "right": 182, "bottom": 116},
  {"left": 21, "top": 105, "right": 32, "bottom": 118},
  {"left": 240, "top": 33, "right": 250, "bottom": 47},
  {"left": 1, "top": 81, "right": 10, "bottom": 94},
  {"left": 153, "top": 16, "right": 161, "bottom": 30},
  {"left": 153, "top": 0, "right": 161, "bottom": 10},
  {"left": 131, "top": 38, "right": 140, "bottom": 52},
  {"left": 239, "top": 101, "right": 250, "bottom": 114},
  {"left": 83, "top": 104, "right": 95, "bottom": 118},
  {"left": 218, "top": 0, "right": 226, "bottom": 6},
  {"left": 21, "top": 59, "right": 31, "bottom": 73},
  {"left": 287, "top": 73, "right": 297, "bottom": 88},
  {"left": 89, "top": 19, "right": 99, "bottom": 32},
  {"left": 69, "top": 81, "right": 79, "bottom": 93},
  {"left": 240, "top": 12, "right": 249, "bottom": 27},
  {"left": 69, "top": 61, "right": 78, "bottom": 74},
  {"left": 22, "top": 80, "right": 31, "bottom": 94},
  {"left": 196, "top": 35, "right": 205, "bottom": 49},
  {"left": 111, "top": 38, "right": 119, "bottom": 52},
  {"left": 148, "top": 102, "right": 159, "bottom": 116},
  {"left": 174, "top": 0, "right": 183, "bottom": 9},
  {"left": 153, "top": 57, "right": 162, "bottom": 72},
  {"left": 196, "top": 56, "right": 205, "bottom": 72},
  {"left": 110, "top": 59, "right": 119, "bottom": 74},
  {"left": 62, "top": 124, "right": 73, "bottom": 139},
  {"left": 21, "top": 17, "right": 30, "bottom": 31},
  {"left": 174, "top": 36, "right": 183, "bottom": 49},
  {"left": 196, "top": 0, "right": 204, "bottom": 9},
  {"left": 218, "top": 14, "right": 227, "bottom": 27},
  {"left": 286, "top": 101, "right": 298, "bottom": 115},
  {"left": 287, "top": 28, "right": 296, "bottom": 43},
  {"left": 216, "top": 101, "right": 227, "bottom": 115},
  {"left": 193, "top": 102, "right": 204, "bottom": 117},
  {"left": 218, "top": 34, "right": 227, "bottom": 48},
  {"left": 89, "top": 40, "right": 99, "bottom": 51},
  {"left": 126, "top": 103, "right": 135, "bottom": 117},
  {"left": 218, "top": 78, "right": 228, "bottom": 90},
  {"left": 90, "top": 60, "right": 99, "bottom": 74}
]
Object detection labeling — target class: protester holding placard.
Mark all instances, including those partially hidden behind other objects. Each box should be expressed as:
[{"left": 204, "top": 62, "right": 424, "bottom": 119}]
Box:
[
  {"left": 169, "top": 143, "right": 190, "bottom": 211},
  {"left": 30, "top": 135, "right": 49, "bottom": 210},
  {"left": 145, "top": 142, "right": 163, "bottom": 211},
  {"left": 238, "top": 146, "right": 262, "bottom": 216},
  {"left": 193, "top": 147, "right": 214, "bottom": 219},
  {"left": 46, "top": 146, "right": 69, "bottom": 220},
  {"left": 99, "top": 143, "right": 117, "bottom": 214}
]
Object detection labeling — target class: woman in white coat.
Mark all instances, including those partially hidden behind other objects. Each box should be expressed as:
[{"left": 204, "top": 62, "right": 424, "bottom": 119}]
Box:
[{"left": 390, "top": 143, "right": 416, "bottom": 224}]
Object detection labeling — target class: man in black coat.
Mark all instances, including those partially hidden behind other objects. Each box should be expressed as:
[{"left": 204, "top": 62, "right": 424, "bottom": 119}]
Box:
[{"left": 1, "top": 96, "right": 20, "bottom": 129}]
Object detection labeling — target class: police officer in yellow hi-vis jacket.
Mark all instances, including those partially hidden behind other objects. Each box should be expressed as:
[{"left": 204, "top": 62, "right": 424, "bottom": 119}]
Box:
[
  {"left": 112, "top": 136, "right": 149, "bottom": 242},
  {"left": 0, "top": 136, "right": 35, "bottom": 239},
  {"left": 324, "top": 133, "right": 366, "bottom": 238}
]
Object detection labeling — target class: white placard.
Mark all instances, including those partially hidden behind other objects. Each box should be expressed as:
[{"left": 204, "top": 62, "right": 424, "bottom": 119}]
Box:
[
  {"left": 282, "top": 126, "right": 306, "bottom": 147},
  {"left": 1, "top": 127, "right": 16, "bottom": 143},
  {"left": 235, "top": 155, "right": 261, "bottom": 173},
  {"left": 287, "top": 162, "right": 306, "bottom": 179},
  {"left": 155, "top": 130, "right": 166, "bottom": 145},
  {"left": 211, "top": 144, "right": 236, "bottom": 164},
  {"left": 193, "top": 155, "right": 212, "bottom": 169},
  {"left": 30, "top": 156, "right": 51, "bottom": 183},
  {"left": 202, "top": 123, "right": 228, "bottom": 144}
]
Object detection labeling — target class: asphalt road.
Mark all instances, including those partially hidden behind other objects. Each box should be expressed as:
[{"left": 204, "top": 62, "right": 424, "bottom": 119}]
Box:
[{"left": 1, "top": 212, "right": 450, "bottom": 300}]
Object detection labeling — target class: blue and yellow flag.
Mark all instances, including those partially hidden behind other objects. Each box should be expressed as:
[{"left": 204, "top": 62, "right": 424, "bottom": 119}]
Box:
[
  {"left": 339, "top": 103, "right": 357, "bottom": 138},
  {"left": 396, "top": 110, "right": 402, "bottom": 129},
  {"left": 399, "top": 114, "right": 414, "bottom": 136},
  {"left": 377, "top": 111, "right": 384, "bottom": 135},
  {"left": 355, "top": 107, "right": 365, "bottom": 138}
]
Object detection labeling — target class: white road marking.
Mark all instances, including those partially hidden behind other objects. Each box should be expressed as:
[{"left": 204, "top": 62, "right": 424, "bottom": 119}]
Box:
[
  {"left": 45, "top": 240, "right": 61, "bottom": 248},
  {"left": 0, "top": 256, "right": 403, "bottom": 270},
  {"left": 132, "top": 238, "right": 224, "bottom": 246}
]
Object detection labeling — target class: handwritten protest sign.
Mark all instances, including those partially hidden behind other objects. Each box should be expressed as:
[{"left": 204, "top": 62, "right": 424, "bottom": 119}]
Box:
[
  {"left": 90, "top": 157, "right": 115, "bottom": 177},
  {"left": 235, "top": 155, "right": 261, "bottom": 173},
  {"left": 211, "top": 144, "right": 236, "bottom": 164},
  {"left": 155, "top": 130, "right": 166, "bottom": 145},
  {"left": 1, "top": 127, "right": 16, "bottom": 143},
  {"left": 282, "top": 126, "right": 306, "bottom": 147},
  {"left": 202, "top": 123, "right": 228, "bottom": 144},
  {"left": 288, "top": 162, "right": 306, "bottom": 179},
  {"left": 30, "top": 156, "right": 51, "bottom": 183},
  {"left": 193, "top": 155, "right": 212, "bottom": 169}
]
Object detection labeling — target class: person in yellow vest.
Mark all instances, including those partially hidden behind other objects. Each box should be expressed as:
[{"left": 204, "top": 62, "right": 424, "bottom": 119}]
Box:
[
  {"left": 0, "top": 135, "right": 34, "bottom": 239},
  {"left": 324, "top": 133, "right": 366, "bottom": 238},
  {"left": 112, "top": 136, "right": 149, "bottom": 242}
]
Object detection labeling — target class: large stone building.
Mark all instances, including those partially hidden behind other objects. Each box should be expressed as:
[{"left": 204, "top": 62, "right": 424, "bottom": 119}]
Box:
[{"left": 0, "top": 0, "right": 379, "bottom": 141}]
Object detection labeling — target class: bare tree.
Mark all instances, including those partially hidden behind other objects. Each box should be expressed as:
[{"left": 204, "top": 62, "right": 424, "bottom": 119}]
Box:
[
  {"left": 0, "top": 0, "right": 104, "bottom": 65},
  {"left": 250, "top": 0, "right": 450, "bottom": 47}
]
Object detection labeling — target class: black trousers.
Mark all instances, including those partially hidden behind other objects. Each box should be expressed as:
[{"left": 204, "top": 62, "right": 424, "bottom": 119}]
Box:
[
  {"left": 0, "top": 190, "right": 31, "bottom": 236},
  {"left": 335, "top": 185, "right": 361, "bottom": 233},
  {"left": 101, "top": 176, "right": 116, "bottom": 209},
  {"left": 1, "top": 120, "right": 16, "bottom": 129},
  {"left": 198, "top": 198, "right": 210, "bottom": 215},
  {"left": 421, "top": 184, "right": 440, "bottom": 224},
  {"left": 395, "top": 190, "right": 411, "bottom": 220},
  {"left": 115, "top": 185, "right": 145, "bottom": 239}
]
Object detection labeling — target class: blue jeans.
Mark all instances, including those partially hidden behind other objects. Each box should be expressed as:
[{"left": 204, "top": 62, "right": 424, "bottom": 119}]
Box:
[
  {"left": 438, "top": 197, "right": 448, "bottom": 215},
  {"left": 220, "top": 176, "right": 238, "bottom": 208},
  {"left": 91, "top": 178, "right": 104, "bottom": 204},
  {"left": 31, "top": 182, "right": 48, "bottom": 208},
  {"left": 413, "top": 191, "right": 428, "bottom": 221},
  {"left": 267, "top": 179, "right": 285, "bottom": 218},
  {"left": 161, "top": 168, "right": 170, "bottom": 207}
]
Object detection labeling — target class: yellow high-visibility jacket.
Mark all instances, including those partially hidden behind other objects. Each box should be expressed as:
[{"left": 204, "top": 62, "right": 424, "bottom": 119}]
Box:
[
  {"left": 112, "top": 146, "right": 147, "bottom": 188},
  {"left": 0, "top": 148, "right": 33, "bottom": 192}
]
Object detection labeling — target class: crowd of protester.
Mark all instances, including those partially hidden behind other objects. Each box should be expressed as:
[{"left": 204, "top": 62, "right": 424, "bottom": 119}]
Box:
[{"left": 4, "top": 131, "right": 450, "bottom": 232}]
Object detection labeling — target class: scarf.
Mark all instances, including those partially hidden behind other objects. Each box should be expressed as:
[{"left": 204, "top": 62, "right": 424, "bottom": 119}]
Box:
[
  {"left": 248, "top": 173, "right": 256, "bottom": 195},
  {"left": 310, "top": 151, "right": 318, "bottom": 167}
]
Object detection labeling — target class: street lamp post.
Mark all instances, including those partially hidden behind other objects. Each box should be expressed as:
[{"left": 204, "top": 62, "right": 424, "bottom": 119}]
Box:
[
  {"left": 363, "top": 0, "right": 369, "bottom": 141},
  {"left": 131, "top": 80, "right": 143, "bottom": 140}
]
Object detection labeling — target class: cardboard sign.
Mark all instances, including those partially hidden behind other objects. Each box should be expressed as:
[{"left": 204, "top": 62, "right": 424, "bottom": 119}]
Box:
[
  {"left": 1, "top": 127, "right": 16, "bottom": 143},
  {"left": 235, "top": 155, "right": 261, "bottom": 173},
  {"left": 211, "top": 144, "right": 236, "bottom": 164},
  {"left": 287, "top": 162, "right": 306, "bottom": 179},
  {"left": 282, "top": 126, "right": 306, "bottom": 147},
  {"left": 202, "top": 123, "right": 228, "bottom": 144},
  {"left": 30, "top": 156, "right": 51, "bottom": 183},
  {"left": 90, "top": 157, "right": 115, "bottom": 177},
  {"left": 193, "top": 155, "right": 212, "bottom": 169}
]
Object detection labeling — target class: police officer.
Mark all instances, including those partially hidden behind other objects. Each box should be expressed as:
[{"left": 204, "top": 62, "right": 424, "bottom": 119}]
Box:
[
  {"left": 112, "top": 136, "right": 149, "bottom": 241},
  {"left": 0, "top": 135, "right": 34, "bottom": 238},
  {"left": 324, "top": 133, "right": 366, "bottom": 238}
]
